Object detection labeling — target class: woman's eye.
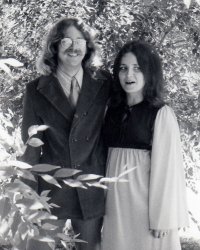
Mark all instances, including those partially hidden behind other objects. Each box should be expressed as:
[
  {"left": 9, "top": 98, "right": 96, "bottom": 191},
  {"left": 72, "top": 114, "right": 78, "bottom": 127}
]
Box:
[
  {"left": 119, "top": 66, "right": 127, "bottom": 71},
  {"left": 133, "top": 66, "right": 141, "bottom": 72}
]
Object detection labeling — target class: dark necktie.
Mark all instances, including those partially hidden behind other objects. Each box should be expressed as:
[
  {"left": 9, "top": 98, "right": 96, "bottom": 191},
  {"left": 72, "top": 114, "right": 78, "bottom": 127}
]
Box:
[{"left": 69, "top": 76, "right": 80, "bottom": 109}]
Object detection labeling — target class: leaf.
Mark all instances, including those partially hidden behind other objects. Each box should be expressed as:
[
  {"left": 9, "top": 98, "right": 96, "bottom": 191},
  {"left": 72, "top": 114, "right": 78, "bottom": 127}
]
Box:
[
  {"left": 2, "top": 58, "right": 23, "bottom": 67},
  {"left": 2, "top": 160, "right": 32, "bottom": 169},
  {"left": 87, "top": 182, "right": 108, "bottom": 189},
  {"left": 99, "top": 177, "right": 118, "bottom": 183},
  {"left": 41, "top": 223, "right": 58, "bottom": 230},
  {"left": 0, "top": 167, "right": 16, "bottom": 178},
  {"left": 183, "top": 0, "right": 191, "bottom": 8},
  {"left": 6, "top": 179, "right": 32, "bottom": 192},
  {"left": 0, "top": 218, "right": 10, "bottom": 235},
  {"left": 61, "top": 241, "right": 68, "bottom": 248},
  {"left": 63, "top": 179, "right": 87, "bottom": 189},
  {"left": 29, "top": 200, "right": 45, "bottom": 210},
  {"left": 0, "top": 61, "right": 12, "bottom": 75},
  {"left": 32, "top": 164, "right": 60, "bottom": 172},
  {"left": 73, "top": 233, "right": 88, "bottom": 243},
  {"left": 0, "top": 197, "right": 11, "bottom": 219},
  {"left": 28, "top": 125, "right": 49, "bottom": 138},
  {"left": 18, "top": 222, "right": 29, "bottom": 240},
  {"left": 33, "top": 235, "right": 55, "bottom": 243},
  {"left": 28, "top": 211, "right": 57, "bottom": 221},
  {"left": 77, "top": 174, "right": 103, "bottom": 181},
  {"left": 49, "top": 203, "right": 60, "bottom": 208},
  {"left": 73, "top": 238, "right": 88, "bottom": 243},
  {"left": 11, "top": 211, "right": 21, "bottom": 236},
  {"left": 16, "top": 198, "right": 44, "bottom": 210},
  {"left": 37, "top": 125, "right": 49, "bottom": 132},
  {"left": 41, "top": 174, "right": 62, "bottom": 188},
  {"left": 57, "top": 233, "right": 72, "bottom": 241},
  {"left": 116, "top": 179, "right": 129, "bottom": 183},
  {"left": 196, "top": 0, "right": 200, "bottom": 5},
  {"left": 28, "top": 137, "right": 44, "bottom": 147},
  {"left": 117, "top": 166, "right": 137, "bottom": 178},
  {"left": 40, "top": 190, "right": 51, "bottom": 197},
  {"left": 28, "top": 125, "right": 40, "bottom": 137},
  {"left": 54, "top": 168, "right": 81, "bottom": 178},
  {"left": 20, "top": 170, "right": 37, "bottom": 182}
]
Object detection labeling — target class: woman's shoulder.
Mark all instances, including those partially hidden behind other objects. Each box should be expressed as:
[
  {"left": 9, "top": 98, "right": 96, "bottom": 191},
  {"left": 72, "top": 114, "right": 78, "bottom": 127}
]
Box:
[
  {"left": 157, "top": 104, "right": 176, "bottom": 117},
  {"left": 155, "top": 104, "right": 179, "bottom": 128}
]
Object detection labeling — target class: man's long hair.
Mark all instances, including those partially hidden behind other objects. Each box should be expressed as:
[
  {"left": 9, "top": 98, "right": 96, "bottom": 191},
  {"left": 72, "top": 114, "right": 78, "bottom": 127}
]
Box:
[
  {"left": 111, "top": 40, "right": 165, "bottom": 107},
  {"left": 37, "top": 17, "right": 98, "bottom": 75}
]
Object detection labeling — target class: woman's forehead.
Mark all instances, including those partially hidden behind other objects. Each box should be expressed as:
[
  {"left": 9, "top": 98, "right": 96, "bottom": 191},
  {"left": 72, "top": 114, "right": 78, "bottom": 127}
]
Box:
[{"left": 120, "top": 52, "right": 138, "bottom": 65}]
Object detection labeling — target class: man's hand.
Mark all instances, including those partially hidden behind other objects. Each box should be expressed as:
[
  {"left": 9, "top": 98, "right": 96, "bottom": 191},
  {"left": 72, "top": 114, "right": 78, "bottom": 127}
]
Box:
[{"left": 151, "top": 230, "right": 169, "bottom": 238}]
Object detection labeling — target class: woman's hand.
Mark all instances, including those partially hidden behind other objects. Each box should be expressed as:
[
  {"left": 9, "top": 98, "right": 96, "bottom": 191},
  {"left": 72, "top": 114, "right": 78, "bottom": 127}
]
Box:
[{"left": 151, "top": 230, "right": 169, "bottom": 238}]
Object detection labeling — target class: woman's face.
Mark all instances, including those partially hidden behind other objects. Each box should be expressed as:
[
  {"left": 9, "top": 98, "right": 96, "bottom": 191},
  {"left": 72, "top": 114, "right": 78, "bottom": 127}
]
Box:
[{"left": 118, "top": 52, "right": 145, "bottom": 96}]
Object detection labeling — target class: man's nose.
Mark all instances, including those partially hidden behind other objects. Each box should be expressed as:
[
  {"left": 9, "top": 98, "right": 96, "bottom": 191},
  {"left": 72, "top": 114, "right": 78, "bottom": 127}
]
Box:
[{"left": 71, "top": 40, "right": 79, "bottom": 48}]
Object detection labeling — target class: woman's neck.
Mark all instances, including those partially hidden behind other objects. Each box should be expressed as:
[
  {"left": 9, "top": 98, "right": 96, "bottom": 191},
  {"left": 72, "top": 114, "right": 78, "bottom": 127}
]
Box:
[{"left": 126, "top": 92, "right": 144, "bottom": 106}]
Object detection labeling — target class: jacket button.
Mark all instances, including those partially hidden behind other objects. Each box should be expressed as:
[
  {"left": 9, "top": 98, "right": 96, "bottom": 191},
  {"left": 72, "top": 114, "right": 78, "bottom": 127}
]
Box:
[
  {"left": 74, "top": 114, "right": 79, "bottom": 119},
  {"left": 83, "top": 112, "right": 88, "bottom": 116},
  {"left": 85, "top": 136, "right": 89, "bottom": 141},
  {"left": 74, "top": 164, "right": 80, "bottom": 169},
  {"left": 72, "top": 138, "right": 78, "bottom": 142}
]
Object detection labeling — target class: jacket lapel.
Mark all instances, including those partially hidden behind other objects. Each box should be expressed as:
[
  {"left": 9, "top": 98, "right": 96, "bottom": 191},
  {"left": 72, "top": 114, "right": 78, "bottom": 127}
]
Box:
[
  {"left": 37, "top": 75, "right": 73, "bottom": 120},
  {"left": 75, "top": 70, "right": 104, "bottom": 118}
]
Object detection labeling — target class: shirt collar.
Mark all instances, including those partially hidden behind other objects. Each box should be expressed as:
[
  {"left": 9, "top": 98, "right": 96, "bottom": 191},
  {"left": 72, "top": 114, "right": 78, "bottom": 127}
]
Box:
[{"left": 56, "top": 65, "right": 83, "bottom": 88}]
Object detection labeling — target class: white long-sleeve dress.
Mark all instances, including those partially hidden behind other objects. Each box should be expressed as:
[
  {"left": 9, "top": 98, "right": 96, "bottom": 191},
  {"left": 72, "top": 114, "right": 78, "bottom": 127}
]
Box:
[{"left": 101, "top": 102, "right": 189, "bottom": 250}]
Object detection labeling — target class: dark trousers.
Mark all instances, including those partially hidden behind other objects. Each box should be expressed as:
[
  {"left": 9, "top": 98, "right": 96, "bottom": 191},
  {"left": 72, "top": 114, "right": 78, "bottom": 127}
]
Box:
[
  {"left": 26, "top": 217, "right": 103, "bottom": 250},
  {"left": 71, "top": 217, "right": 103, "bottom": 250}
]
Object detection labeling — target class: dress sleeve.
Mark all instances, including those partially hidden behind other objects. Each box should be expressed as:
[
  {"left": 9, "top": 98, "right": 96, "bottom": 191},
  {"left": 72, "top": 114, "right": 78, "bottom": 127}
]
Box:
[{"left": 149, "top": 105, "right": 189, "bottom": 230}]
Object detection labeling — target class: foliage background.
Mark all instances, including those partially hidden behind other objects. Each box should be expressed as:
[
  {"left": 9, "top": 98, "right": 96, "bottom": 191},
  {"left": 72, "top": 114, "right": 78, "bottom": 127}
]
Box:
[{"left": 0, "top": 0, "right": 200, "bottom": 245}]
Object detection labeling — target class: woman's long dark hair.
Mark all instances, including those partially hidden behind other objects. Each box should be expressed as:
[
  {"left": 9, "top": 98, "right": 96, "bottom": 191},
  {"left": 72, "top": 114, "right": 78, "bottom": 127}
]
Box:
[
  {"left": 111, "top": 40, "right": 165, "bottom": 107},
  {"left": 37, "top": 17, "right": 98, "bottom": 75}
]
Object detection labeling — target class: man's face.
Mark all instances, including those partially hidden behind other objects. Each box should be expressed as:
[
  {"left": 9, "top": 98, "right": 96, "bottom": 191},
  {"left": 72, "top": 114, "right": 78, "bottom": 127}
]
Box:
[{"left": 58, "top": 26, "right": 87, "bottom": 69}]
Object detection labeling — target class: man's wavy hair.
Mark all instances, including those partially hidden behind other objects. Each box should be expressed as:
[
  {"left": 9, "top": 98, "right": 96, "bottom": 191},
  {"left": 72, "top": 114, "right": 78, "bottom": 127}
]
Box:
[
  {"left": 111, "top": 40, "right": 165, "bottom": 107},
  {"left": 37, "top": 17, "right": 98, "bottom": 75}
]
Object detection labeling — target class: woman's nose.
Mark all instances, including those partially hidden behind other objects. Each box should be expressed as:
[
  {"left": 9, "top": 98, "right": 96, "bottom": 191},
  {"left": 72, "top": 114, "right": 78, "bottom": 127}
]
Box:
[{"left": 127, "top": 69, "right": 135, "bottom": 78}]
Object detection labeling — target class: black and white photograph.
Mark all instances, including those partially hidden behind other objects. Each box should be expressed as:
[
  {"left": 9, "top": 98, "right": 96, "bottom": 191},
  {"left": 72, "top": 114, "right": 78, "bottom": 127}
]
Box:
[{"left": 0, "top": 0, "right": 199, "bottom": 249}]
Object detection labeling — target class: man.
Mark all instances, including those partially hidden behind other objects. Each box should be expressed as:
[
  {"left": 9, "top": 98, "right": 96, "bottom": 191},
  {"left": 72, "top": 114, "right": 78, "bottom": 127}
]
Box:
[{"left": 21, "top": 17, "right": 111, "bottom": 250}]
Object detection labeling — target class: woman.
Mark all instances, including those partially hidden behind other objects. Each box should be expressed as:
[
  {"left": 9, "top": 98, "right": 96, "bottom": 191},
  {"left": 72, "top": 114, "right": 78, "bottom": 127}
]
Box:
[{"left": 101, "top": 41, "right": 189, "bottom": 250}]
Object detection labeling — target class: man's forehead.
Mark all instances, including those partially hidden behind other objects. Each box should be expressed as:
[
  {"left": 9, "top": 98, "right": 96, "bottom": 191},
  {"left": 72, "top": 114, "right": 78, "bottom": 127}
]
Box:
[{"left": 63, "top": 26, "right": 84, "bottom": 38}]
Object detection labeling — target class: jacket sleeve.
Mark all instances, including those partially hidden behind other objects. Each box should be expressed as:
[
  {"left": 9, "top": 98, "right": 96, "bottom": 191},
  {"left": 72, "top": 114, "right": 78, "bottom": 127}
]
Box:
[
  {"left": 149, "top": 105, "right": 189, "bottom": 230},
  {"left": 21, "top": 82, "right": 43, "bottom": 166}
]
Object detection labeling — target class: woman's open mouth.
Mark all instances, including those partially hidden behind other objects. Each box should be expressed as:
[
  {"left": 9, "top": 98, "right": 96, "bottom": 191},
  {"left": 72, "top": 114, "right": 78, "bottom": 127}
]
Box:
[{"left": 125, "top": 81, "right": 135, "bottom": 85}]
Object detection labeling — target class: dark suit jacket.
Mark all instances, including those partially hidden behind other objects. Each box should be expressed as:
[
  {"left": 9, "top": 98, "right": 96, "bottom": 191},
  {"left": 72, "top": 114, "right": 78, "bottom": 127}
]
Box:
[{"left": 21, "top": 69, "right": 111, "bottom": 220}]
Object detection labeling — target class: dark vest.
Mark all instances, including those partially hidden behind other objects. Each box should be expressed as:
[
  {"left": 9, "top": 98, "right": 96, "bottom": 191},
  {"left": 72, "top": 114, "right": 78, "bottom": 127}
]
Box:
[{"left": 103, "top": 101, "right": 163, "bottom": 150}]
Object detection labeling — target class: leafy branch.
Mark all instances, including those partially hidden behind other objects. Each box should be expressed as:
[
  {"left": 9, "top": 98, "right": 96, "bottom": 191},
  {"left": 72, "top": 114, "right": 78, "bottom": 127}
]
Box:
[{"left": 0, "top": 124, "right": 136, "bottom": 249}]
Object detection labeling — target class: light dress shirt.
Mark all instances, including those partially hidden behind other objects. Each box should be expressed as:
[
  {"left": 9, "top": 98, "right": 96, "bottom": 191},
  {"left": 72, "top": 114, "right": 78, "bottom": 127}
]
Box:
[{"left": 56, "top": 66, "right": 83, "bottom": 98}]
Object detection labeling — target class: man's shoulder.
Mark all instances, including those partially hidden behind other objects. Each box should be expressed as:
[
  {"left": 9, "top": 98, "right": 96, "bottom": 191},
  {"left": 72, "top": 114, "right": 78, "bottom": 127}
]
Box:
[
  {"left": 97, "top": 69, "right": 111, "bottom": 79},
  {"left": 25, "top": 77, "right": 41, "bottom": 95},
  {"left": 86, "top": 68, "right": 112, "bottom": 81},
  {"left": 26, "top": 74, "right": 55, "bottom": 91}
]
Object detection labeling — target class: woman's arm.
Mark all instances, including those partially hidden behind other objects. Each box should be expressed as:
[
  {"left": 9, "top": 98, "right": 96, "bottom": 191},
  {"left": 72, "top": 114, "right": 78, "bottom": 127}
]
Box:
[{"left": 149, "top": 105, "right": 189, "bottom": 231}]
